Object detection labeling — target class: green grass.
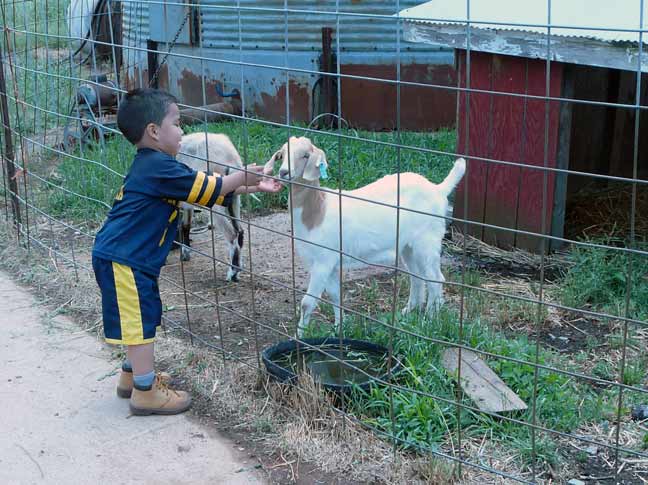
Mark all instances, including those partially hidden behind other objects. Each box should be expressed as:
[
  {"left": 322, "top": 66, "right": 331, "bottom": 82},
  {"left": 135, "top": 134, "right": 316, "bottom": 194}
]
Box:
[
  {"left": 36, "top": 136, "right": 135, "bottom": 224},
  {"left": 303, "top": 308, "right": 617, "bottom": 468},
  {"left": 2, "top": 0, "right": 75, "bottom": 135},
  {"left": 558, "top": 238, "right": 648, "bottom": 322},
  {"left": 1, "top": 0, "right": 68, "bottom": 51},
  {"left": 40, "top": 122, "right": 456, "bottom": 224}
]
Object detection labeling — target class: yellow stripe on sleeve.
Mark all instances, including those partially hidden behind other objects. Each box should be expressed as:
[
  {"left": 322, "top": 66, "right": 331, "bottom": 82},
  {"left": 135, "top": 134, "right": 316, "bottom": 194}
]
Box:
[
  {"left": 197, "top": 175, "right": 217, "bottom": 206},
  {"left": 215, "top": 194, "right": 225, "bottom": 206},
  {"left": 187, "top": 171, "right": 206, "bottom": 203},
  {"left": 112, "top": 262, "right": 144, "bottom": 344}
]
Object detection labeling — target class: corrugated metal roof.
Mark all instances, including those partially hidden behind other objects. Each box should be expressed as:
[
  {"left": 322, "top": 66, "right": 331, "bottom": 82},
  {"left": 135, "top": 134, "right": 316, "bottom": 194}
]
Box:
[{"left": 399, "top": 0, "right": 648, "bottom": 44}]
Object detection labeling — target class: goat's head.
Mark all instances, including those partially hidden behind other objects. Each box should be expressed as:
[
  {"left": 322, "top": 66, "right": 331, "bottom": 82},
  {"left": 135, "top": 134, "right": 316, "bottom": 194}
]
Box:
[{"left": 269, "top": 137, "right": 328, "bottom": 184}]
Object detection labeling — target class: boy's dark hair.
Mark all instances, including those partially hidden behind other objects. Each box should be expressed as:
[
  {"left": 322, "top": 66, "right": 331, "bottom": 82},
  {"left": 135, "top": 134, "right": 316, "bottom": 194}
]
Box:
[{"left": 117, "top": 88, "right": 178, "bottom": 144}]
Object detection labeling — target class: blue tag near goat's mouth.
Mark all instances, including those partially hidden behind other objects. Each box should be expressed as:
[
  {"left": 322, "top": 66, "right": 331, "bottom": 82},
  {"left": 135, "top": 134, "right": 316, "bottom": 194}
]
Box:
[{"left": 319, "top": 163, "right": 329, "bottom": 180}]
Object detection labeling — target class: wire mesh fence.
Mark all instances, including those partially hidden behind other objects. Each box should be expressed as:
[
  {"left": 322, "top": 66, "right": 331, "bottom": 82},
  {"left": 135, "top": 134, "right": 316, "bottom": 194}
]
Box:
[{"left": 1, "top": 0, "right": 647, "bottom": 482}]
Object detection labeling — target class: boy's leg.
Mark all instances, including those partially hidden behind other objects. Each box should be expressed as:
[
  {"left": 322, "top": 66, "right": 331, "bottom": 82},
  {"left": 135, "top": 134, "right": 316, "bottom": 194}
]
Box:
[
  {"left": 117, "top": 343, "right": 154, "bottom": 398},
  {"left": 128, "top": 342, "right": 191, "bottom": 415},
  {"left": 128, "top": 342, "right": 155, "bottom": 390},
  {"left": 128, "top": 342, "right": 155, "bottom": 376},
  {"left": 117, "top": 351, "right": 171, "bottom": 398}
]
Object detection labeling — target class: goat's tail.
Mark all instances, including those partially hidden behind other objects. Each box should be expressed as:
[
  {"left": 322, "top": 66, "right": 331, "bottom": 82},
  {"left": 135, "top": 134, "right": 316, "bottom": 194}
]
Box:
[{"left": 436, "top": 158, "right": 466, "bottom": 198}]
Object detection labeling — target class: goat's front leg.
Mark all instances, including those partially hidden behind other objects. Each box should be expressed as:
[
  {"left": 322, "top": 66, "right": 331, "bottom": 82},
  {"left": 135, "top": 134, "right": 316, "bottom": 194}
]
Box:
[
  {"left": 297, "top": 267, "right": 330, "bottom": 337},
  {"left": 325, "top": 271, "right": 342, "bottom": 332},
  {"left": 225, "top": 229, "right": 244, "bottom": 282},
  {"left": 179, "top": 207, "right": 193, "bottom": 262}
]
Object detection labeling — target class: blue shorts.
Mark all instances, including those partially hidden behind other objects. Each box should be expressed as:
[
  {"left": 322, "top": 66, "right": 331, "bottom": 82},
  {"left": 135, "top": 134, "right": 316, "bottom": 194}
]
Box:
[{"left": 92, "top": 256, "right": 162, "bottom": 345}]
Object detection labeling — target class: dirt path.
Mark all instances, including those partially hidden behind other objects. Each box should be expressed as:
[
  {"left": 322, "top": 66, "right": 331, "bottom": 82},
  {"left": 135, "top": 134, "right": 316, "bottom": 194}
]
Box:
[{"left": 0, "top": 271, "right": 263, "bottom": 485}]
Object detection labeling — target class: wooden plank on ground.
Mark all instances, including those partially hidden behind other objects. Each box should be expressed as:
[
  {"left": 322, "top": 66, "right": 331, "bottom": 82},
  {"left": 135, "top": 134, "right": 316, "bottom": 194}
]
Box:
[{"left": 441, "top": 348, "right": 527, "bottom": 413}]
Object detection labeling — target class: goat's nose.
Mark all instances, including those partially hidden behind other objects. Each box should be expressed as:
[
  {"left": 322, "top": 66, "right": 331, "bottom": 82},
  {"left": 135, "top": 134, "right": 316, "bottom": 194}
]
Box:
[{"left": 279, "top": 168, "right": 290, "bottom": 180}]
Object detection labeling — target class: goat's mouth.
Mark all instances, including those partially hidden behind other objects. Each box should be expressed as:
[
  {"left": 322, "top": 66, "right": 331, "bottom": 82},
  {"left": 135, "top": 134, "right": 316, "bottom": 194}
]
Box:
[{"left": 279, "top": 171, "right": 293, "bottom": 182}]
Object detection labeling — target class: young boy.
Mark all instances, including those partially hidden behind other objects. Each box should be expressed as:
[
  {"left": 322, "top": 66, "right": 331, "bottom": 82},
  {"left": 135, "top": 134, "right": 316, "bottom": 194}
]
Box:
[{"left": 92, "top": 88, "right": 281, "bottom": 415}]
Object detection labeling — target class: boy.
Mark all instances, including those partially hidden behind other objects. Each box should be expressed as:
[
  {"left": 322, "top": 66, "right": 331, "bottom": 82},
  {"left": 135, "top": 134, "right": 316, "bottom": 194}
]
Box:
[{"left": 92, "top": 88, "right": 281, "bottom": 415}]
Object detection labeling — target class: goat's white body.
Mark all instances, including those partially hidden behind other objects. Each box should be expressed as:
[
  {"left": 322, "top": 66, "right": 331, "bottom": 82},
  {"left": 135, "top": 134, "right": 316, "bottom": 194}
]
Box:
[
  {"left": 291, "top": 161, "right": 465, "bottom": 336},
  {"left": 294, "top": 173, "right": 449, "bottom": 271},
  {"left": 175, "top": 133, "right": 244, "bottom": 281}
]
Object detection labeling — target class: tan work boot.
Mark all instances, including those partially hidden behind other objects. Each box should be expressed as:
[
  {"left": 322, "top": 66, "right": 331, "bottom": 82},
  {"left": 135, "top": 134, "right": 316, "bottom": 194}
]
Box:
[
  {"left": 129, "top": 374, "right": 192, "bottom": 416},
  {"left": 116, "top": 370, "right": 172, "bottom": 399}
]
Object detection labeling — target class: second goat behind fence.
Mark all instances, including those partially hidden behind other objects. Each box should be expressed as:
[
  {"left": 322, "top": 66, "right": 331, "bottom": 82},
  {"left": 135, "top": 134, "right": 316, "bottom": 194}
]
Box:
[{"left": 175, "top": 132, "right": 245, "bottom": 282}]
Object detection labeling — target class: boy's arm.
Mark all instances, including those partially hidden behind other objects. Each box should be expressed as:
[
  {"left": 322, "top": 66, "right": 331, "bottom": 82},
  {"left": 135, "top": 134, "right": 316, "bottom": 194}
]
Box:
[
  {"left": 233, "top": 177, "right": 283, "bottom": 195},
  {"left": 149, "top": 156, "right": 268, "bottom": 207},
  {"left": 148, "top": 157, "right": 233, "bottom": 208},
  {"left": 219, "top": 165, "right": 264, "bottom": 195}
]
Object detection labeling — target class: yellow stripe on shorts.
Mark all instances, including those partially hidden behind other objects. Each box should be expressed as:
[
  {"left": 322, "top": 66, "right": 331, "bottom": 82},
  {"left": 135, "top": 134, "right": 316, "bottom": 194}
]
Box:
[
  {"left": 112, "top": 262, "right": 144, "bottom": 344},
  {"left": 187, "top": 171, "right": 206, "bottom": 203}
]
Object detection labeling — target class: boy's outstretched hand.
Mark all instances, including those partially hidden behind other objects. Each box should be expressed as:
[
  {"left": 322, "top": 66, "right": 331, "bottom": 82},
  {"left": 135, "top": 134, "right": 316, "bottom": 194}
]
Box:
[
  {"left": 256, "top": 176, "right": 283, "bottom": 193},
  {"left": 244, "top": 164, "right": 265, "bottom": 186},
  {"left": 233, "top": 164, "right": 284, "bottom": 195}
]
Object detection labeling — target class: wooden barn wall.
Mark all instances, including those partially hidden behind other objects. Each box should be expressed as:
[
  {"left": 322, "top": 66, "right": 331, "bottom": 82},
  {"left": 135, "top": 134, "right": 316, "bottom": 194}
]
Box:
[{"left": 453, "top": 50, "right": 563, "bottom": 253}]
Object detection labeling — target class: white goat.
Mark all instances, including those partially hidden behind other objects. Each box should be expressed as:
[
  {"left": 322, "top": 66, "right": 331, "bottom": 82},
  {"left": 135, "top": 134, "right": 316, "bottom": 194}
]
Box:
[
  {"left": 268, "top": 136, "right": 466, "bottom": 336},
  {"left": 175, "top": 132, "right": 244, "bottom": 282}
]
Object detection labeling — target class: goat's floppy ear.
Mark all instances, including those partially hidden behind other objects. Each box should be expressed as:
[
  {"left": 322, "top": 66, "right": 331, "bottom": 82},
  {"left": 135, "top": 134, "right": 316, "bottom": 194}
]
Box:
[
  {"left": 302, "top": 148, "right": 328, "bottom": 182},
  {"left": 263, "top": 147, "right": 283, "bottom": 175},
  {"left": 271, "top": 148, "right": 283, "bottom": 162},
  {"left": 264, "top": 147, "right": 284, "bottom": 175}
]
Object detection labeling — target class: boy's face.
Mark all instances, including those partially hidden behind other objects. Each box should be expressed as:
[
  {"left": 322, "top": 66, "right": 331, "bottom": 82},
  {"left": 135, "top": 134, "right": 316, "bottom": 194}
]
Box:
[{"left": 155, "top": 103, "right": 183, "bottom": 156}]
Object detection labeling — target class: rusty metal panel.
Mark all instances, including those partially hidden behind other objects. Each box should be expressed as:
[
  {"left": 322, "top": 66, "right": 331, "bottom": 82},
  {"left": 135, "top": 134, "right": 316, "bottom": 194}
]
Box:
[
  {"left": 199, "top": 0, "right": 449, "bottom": 56},
  {"left": 121, "top": 1, "right": 457, "bottom": 129},
  {"left": 341, "top": 63, "right": 457, "bottom": 131}
]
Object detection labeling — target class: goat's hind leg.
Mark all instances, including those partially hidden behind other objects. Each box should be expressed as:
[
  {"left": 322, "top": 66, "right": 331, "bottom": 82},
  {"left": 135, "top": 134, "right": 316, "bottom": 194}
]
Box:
[
  {"left": 412, "top": 236, "right": 445, "bottom": 318},
  {"left": 401, "top": 245, "right": 426, "bottom": 314},
  {"left": 424, "top": 252, "right": 445, "bottom": 315}
]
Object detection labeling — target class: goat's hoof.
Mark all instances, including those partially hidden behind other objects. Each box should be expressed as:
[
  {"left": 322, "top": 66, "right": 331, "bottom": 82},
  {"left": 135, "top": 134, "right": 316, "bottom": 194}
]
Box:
[{"left": 402, "top": 304, "right": 423, "bottom": 315}]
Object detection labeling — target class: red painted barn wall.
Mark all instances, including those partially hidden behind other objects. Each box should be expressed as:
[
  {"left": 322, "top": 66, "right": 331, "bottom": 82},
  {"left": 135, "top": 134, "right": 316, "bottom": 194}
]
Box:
[{"left": 453, "top": 50, "right": 563, "bottom": 253}]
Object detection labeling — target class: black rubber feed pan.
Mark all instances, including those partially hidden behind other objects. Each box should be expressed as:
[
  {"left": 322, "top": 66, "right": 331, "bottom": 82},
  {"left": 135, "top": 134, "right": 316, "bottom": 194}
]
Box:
[{"left": 262, "top": 337, "right": 402, "bottom": 393}]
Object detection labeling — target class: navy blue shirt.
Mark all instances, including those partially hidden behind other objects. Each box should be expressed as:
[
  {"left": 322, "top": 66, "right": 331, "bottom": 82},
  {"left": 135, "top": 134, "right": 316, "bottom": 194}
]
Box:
[{"left": 92, "top": 148, "right": 232, "bottom": 277}]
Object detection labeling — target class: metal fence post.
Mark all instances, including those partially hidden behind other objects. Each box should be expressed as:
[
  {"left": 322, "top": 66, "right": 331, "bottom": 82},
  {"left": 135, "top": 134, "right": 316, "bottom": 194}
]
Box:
[{"left": 0, "top": 40, "right": 21, "bottom": 227}]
